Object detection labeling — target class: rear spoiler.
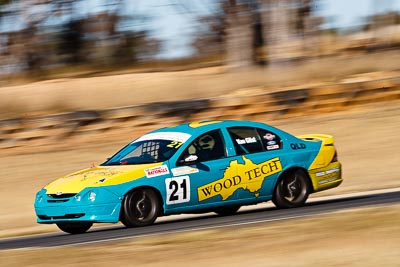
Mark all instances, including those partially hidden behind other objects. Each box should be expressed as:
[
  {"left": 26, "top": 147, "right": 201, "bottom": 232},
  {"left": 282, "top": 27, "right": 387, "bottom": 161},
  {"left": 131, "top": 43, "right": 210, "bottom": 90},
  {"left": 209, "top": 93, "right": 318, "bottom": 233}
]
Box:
[
  {"left": 297, "top": 134, "right": 337, "bottom": 169},
  {"left": 296, "top": 134, "right": 334, "bottom": 146}
]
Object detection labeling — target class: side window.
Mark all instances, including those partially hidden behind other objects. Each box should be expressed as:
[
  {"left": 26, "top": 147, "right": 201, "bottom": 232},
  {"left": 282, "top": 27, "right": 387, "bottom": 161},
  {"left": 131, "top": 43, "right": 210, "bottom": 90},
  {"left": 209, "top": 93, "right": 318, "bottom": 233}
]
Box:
[
  {"left": 178, "top": 130, "right": 226, "bottom": 164},
  {"left": 257, "top": 128, "right": 282, "bottom": 151},
  {"left": 228, "top": 127, "right": 264, "bottom": 155}
]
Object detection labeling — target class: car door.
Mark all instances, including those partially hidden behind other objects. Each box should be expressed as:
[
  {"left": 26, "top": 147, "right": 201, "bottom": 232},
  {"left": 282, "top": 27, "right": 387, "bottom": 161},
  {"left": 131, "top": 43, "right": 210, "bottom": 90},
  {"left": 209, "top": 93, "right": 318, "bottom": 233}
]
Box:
[
  {"left": 226, "top": 126, "right": 284, "bottom": 201},
  {"left": 166, "top": 129, "right": 239, "bottom": 211}
]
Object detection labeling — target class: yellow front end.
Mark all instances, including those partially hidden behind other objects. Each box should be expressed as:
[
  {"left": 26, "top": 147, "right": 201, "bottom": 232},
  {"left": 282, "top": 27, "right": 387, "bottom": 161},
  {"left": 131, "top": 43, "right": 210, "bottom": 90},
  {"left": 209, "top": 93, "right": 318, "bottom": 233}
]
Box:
[{"left": 45, "top": 162, "right": 163, "bottom": 194}]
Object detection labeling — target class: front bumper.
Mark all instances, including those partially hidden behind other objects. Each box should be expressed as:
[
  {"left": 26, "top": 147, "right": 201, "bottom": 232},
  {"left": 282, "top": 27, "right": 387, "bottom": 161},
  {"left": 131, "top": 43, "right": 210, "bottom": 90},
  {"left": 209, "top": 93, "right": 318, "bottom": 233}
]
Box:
[{"left": 34, "top": 188, "right": 122, "bottom": 224}]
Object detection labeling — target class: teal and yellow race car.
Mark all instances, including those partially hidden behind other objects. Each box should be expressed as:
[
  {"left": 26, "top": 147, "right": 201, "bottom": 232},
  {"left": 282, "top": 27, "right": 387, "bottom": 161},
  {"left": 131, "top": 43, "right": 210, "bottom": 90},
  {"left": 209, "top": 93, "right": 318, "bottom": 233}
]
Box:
[{"left": 34, "top": 120, "right": 342, "bottom": 234}]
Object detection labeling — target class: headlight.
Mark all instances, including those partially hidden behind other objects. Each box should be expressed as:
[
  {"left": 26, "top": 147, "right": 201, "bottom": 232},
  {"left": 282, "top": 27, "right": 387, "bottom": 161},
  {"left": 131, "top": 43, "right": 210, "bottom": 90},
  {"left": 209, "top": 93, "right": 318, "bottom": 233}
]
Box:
[
  {"left": 88, "top": 191, "right": 96, "bottom": 202},
  {"left": 75, "top": 194, "right": 81, "bottom": 202},
  {"left": 36, "top": 194, "right": 43, "bottom": 203}
]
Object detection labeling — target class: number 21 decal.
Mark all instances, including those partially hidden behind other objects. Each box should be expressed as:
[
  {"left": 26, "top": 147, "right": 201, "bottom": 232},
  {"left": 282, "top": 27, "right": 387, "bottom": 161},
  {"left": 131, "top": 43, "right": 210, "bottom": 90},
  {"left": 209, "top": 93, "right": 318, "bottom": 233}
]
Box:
[
  {"left": 167, "top": 141, "right": 183, "bottom": 148},
  {"left": 165, "top": 176, "right": 190, "bottom": 205}
]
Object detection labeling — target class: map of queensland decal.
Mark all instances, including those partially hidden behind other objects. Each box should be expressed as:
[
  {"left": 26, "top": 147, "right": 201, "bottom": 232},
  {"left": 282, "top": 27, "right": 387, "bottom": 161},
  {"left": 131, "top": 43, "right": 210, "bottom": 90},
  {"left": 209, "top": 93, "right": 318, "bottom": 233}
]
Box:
[{"left": 197, "top": 156, "right": 282, "bottom": 201}]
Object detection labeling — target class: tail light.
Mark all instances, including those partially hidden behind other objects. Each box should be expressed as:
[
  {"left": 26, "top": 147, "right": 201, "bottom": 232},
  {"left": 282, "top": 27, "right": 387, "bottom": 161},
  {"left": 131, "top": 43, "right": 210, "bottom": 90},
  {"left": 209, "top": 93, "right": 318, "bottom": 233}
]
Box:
[{"left": 331, "top": 149, "right": 338, "bottom": 162}]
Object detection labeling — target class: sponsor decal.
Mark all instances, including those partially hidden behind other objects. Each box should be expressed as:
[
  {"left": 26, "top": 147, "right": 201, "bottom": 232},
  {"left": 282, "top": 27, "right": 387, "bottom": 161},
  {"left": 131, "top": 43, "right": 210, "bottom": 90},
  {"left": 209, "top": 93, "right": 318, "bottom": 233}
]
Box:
[
  {"left": 267, "top": 144, "right": 279, "bottom": 150},
  {"left": 171, "top": 166, "right": 199, "bottom": 176},
  {"left": 316, "top": 167, "right": 340, "bottom": 178},
  {"left": 145, "top": 165, "right": 170, "bottom": 178},
  {"left": 264, "top": 133, "right": 276, "bottom": 141},
  {"left": 77, "top": 169, "right": 121, "bottom": 182},
  {"left": 267, "top": 140, "right": 276, "bottom": 145},
  {"left": 189, "top": 121, "right": 221, "bottom": 128},
  {"left": 326, "top": 167, "right": 340, "bottom": 174},
  {"left": 290, "top": 143, "right": 307, "bottom": 150},
  {"left": 318, "top": 178, "right": 339, "bottom": 185},
  {"left": 236, "top": 139, "right": 245, "bottom": 144},
  {"left": 197, "top": 156, "right": 282, "bottom": 201},
  {"left": 316, "top": 167, "right": 340, "bottom": 184},
  {"left": 134, "top": 132, "right": 191, "bottom": 143},
  {"left": 236, "top": 137, "right": 257, "bottom": 144},
  {"left": 95, "top": 178, "right": 107, "bottom": 184},
  {"left": 166, "top": 176, "right": 190, "bottom": 204}
]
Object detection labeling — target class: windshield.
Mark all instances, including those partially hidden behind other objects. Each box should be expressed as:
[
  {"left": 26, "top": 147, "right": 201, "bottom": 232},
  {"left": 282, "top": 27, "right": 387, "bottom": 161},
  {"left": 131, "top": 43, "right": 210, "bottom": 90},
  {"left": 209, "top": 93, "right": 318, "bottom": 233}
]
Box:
[{"left": 102, "top": 132, "right": 191, "bottom": 166}]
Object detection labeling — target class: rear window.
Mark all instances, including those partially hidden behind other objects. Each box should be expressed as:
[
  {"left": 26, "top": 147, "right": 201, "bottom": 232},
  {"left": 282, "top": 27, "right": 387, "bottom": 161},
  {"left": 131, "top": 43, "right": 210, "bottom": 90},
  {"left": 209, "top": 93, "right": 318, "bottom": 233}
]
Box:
[
  {"left": 228, "top": 127, "right": 264, "bottom": 155},
  {"left": 228, "top": 127, "right": 283, "bottom": 155},
  {"left": 257, "top": 128, "right": 282, "bottom": 151}
]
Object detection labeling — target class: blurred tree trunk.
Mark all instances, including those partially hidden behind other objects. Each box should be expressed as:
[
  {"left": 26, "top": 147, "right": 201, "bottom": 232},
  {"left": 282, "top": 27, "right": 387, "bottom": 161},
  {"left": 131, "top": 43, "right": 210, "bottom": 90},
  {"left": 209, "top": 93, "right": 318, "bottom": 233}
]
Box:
[
  {"left": 225, "top": 0, "right": 254, "bottom": 69},
  {"left": 300, "top": 0, "right": 321, "bottom": 57},
  {"left": 260, "top": 0, "right": 293, "bottom": 65}
]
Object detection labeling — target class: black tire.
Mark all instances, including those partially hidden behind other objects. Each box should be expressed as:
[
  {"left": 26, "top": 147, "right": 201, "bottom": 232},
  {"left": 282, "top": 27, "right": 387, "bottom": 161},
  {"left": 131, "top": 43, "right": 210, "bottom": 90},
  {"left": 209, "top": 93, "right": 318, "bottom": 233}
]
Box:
[
  {"left": 214, "top": 205, "right": 241, "bottom": 216},
  {"left": 272, "top": 169, "right": 311, "bottom": 209},
  {"left": 56, "top": 222, "right": 93, "bottom": 234},
  {"left": 121, "top": 188, "right": 160, "bottom": 227}
]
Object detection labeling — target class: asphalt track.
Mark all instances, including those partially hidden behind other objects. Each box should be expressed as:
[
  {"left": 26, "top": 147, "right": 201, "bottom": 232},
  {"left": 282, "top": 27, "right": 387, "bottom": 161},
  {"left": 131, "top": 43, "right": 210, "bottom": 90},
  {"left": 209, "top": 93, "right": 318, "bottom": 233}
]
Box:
[{"left": 1, "top": 189, "right": 399, "bottom": 250}]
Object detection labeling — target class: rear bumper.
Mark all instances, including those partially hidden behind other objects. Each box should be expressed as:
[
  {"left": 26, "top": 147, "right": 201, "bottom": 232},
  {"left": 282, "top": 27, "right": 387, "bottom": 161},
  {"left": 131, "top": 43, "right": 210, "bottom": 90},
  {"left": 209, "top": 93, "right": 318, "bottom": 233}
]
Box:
[{"left": 308, "top": 162, "right": 342, "bottom": 192}]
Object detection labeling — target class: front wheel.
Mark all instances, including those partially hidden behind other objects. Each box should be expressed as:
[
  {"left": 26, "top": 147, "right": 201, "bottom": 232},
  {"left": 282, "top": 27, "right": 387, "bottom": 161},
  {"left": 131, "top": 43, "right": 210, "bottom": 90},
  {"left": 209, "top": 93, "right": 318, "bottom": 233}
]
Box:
[
  {"left": 272, "top": 169, "right": 311, "bottom": 209},
  {"left": 214, "top": 205, "right": 241, "bottom": 216},
  {"left": 121, "top": 188, "right": 161, "bottom": 227},
  {"left": 56, "top": 222, "right": 93, "bottom": 234}
]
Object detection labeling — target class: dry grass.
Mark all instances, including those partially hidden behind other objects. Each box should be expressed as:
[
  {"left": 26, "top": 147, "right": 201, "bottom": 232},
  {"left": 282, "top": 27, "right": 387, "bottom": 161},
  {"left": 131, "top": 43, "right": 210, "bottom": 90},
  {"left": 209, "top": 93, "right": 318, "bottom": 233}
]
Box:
[{"left": 1, "top": 205, "right": 400, "bottom": 267}]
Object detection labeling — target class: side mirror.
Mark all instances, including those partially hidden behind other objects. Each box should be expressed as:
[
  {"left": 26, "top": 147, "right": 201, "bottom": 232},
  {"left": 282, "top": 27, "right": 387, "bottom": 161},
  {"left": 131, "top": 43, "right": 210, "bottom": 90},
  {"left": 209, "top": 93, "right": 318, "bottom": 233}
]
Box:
[{"left": 184, "top": 154, "right": 198, "bottom": 163}]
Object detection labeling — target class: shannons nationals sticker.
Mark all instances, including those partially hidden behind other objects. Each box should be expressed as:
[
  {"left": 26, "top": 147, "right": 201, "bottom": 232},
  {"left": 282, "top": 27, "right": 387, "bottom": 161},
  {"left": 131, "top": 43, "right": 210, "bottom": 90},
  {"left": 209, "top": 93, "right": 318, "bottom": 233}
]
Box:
[{"left": 145, "top": 165, "right": 170, "bottom": 178}]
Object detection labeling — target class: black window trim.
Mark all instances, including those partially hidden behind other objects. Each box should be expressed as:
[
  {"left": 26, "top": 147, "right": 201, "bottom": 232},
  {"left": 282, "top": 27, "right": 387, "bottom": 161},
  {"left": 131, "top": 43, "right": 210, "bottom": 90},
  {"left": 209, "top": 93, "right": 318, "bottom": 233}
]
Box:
[
  {"left": 176, "top": 129, "right": 227, "bottom": 166},
  {"left": 227, "top": 126, "right": 283, "bottom": 155},
  {"left": 227, "top": 126, "right": 265, "bottom": 155}
]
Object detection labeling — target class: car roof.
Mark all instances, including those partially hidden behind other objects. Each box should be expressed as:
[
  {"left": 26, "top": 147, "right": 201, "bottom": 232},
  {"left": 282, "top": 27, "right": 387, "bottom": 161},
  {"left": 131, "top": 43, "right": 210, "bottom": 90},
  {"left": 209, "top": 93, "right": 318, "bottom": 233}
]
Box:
[{"left": 153, "top": 120, "right": 282, "bottom": 135}]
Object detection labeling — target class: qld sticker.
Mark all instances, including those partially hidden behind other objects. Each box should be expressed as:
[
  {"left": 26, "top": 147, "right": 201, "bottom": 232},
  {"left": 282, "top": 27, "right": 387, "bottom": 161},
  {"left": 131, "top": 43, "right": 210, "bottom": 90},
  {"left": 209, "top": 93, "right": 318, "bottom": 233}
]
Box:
[{"left": 145, "top": 165, "right": 170, "bottom": 178}]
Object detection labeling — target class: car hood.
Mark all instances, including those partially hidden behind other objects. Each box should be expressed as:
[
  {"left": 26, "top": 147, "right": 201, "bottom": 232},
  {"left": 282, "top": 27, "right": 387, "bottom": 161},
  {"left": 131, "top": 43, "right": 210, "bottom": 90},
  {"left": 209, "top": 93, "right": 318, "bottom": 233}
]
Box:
[{"left": 44, "top": 162, "right": 164, "bottom": 194}]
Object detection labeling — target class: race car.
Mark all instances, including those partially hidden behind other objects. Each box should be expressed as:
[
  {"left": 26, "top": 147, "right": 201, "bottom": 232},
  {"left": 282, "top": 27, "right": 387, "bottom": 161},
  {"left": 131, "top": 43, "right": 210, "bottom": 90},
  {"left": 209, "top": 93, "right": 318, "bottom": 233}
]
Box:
[{"left": 34, "top": 120, "right": 342, "bottom": 234}]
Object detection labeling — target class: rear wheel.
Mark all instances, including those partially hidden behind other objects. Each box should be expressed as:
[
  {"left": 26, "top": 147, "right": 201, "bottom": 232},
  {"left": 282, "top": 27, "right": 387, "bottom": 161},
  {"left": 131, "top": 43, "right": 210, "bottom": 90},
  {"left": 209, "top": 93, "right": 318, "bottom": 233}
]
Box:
[
  {"left": 272, "top": 169, "right": 310, "bottom": 208},
  {"left": 56, "top": 222, "right": 93, "bottom": 234},
  {"left": 214, "top": 205, "right": 241, "bottom": 216},
  {"left": 121, "top": 188, "right": 160, "bottom": 227}
]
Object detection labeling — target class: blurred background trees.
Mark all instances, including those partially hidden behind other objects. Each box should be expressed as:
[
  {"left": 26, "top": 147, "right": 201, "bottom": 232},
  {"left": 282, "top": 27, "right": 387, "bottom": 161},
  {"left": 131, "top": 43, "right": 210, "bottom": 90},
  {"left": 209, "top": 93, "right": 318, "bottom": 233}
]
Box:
[
  {"left": 0, "top": 0, "right": 160, "bottom": 75},
  {"left": 0, "top": 0, "right": 399, "bottom": 77}
]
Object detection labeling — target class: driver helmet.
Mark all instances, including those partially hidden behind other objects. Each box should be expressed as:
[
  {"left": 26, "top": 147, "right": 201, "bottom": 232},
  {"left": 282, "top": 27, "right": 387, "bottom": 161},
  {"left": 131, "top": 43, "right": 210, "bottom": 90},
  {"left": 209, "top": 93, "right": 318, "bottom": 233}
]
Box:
[{"left": 198, "top": 134, "right": 215, "bottom": 150}]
